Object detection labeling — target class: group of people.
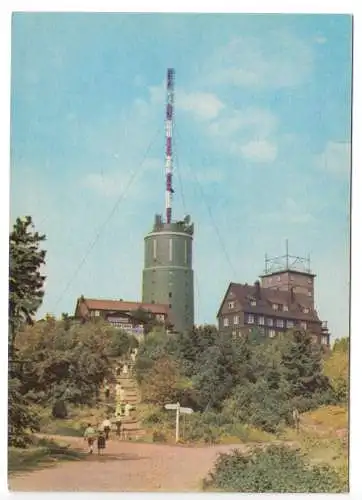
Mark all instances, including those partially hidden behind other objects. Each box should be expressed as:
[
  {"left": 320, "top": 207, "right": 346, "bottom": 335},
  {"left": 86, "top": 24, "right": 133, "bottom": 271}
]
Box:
[{"left": 83, "top": 413, "right": 125, "bottom": 455}]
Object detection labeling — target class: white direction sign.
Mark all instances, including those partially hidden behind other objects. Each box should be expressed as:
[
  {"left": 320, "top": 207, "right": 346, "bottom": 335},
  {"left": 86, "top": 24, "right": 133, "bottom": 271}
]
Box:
[
  {"left": 180, "top": 407, "right": 193, "bottom": 415},
  {"left": 165, "top": 403, "right": 179, "bottom": 410},
  {"left": 164, "top": 402, "right": 193, "bottom": 442}
]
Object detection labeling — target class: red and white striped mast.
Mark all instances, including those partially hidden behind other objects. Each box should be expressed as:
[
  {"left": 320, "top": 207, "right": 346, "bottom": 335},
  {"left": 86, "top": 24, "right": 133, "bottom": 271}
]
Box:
[{"left": 165, "top": 68, "right": 175, "bottom": 224}]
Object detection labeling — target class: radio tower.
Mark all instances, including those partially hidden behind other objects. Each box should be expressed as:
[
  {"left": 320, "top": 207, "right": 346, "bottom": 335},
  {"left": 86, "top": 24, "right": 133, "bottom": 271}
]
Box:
[
  {"left": 165, "top": 68, "right": 175, "bottom": 224},
  {"left": 142, "top": 68, "right": 195, "bottom": 333}
]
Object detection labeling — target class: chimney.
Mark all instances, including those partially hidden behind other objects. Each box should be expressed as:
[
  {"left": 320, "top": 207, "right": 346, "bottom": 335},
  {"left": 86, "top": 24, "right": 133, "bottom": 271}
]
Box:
[{"left": 254, "top": 280, "right": 261, "bottom": 299}]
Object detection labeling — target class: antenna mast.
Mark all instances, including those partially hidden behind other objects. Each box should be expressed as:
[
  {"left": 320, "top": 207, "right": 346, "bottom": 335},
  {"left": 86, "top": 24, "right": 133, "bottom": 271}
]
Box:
[{"left": 165, "top": 68, "right": 175, "bottom": 224}]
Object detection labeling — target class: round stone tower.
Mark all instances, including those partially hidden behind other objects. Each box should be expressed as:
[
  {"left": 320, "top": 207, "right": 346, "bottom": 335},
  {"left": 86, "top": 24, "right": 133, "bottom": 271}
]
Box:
[{"left": 142, "top": 214, "right": 194, "bottom": 333}]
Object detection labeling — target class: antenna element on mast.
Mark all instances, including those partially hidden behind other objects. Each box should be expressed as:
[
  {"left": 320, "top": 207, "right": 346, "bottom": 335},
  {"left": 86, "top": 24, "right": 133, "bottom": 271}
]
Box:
[{"left": 165, "top": 68, "right": 175, "bottom": 224}]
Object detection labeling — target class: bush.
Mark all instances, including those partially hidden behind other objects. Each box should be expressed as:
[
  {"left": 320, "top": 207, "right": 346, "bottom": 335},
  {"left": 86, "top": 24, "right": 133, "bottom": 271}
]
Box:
[
  {"left": 52, "top": 400, "right": 68, "bottom": 419},
  {"left": 204, "top": 445, "right": 346, "bottom": 493}
]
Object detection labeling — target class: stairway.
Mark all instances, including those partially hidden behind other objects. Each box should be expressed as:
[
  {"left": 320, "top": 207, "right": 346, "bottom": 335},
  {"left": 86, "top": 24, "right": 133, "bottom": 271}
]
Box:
[{"left": 112, "top": 361, "right": 145, "bottom": 440}]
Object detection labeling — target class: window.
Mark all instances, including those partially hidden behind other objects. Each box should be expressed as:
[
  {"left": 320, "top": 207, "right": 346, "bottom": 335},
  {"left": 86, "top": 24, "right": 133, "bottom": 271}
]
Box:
[
  {"left": 321, "top": 336, "right": 328, "bottom": 345},
  {"left": 153, "top": 239, "right": 157, "bottom": 259},
  {"left": 223, "top": 317, "right": 229, "bottom": 327},
  {"left": 233, "top": 315, "right": 239, "bottom": 325},
  {"left": 311, "top": 335, "right": 318, "bottom": 344},
  {"left": 169, "top": 304, "right": 172, "bottom": 309},
  {"left": 301, "top": 321, "right": 307, "bottom": 330},
  {"left": 267, "top": 318, "right": 273, "bottom": 326},
  {"left": 308, "top": 291, "right": 312, "bottom": 297},
  {"left": 268, "top": 278, "right": 273, "bottom": 284},
  {"left": 250, "top": 299, "right": 257, "bottom": 306},
  {"left": 276, "top": 276, "right": 281, "bottom": 282},
  {"left": 303, "top": 307, "right": 310, "bottom": 314},
  {"left": 168, "top": 292, "right": 172, "bottom": 298},
  {"left": 290, "top": 275, "right": 294, "bottom": 281},
  {"left": 286, "top": 320, "right": 294, "bottom": 328},
  {"left": 276, "top": 319, "right": 284, "bottom": 328},
  {"left": 272, "top": 303, "right": 278, "bottom": 311},
  {"left": 169, "top": 238, "right": 173, "bottom": 262},
  {"left": 247, "top": 314, "right": 254, "bottom": 324},
  {"left": 269, "top": 329, "right": 276, "bottom": 338},
  {"left": 283, "top": 305, "right": 289, "bottom": 312},
  {"left": 259, "top": 327, "right": 265, "bottom": 335},
  {"left": 94, "top": 310, "right": 100, "bottom": 317},
  {"left": 228, "top": 301, "right": 235, "bottom": 309},
  {"left": 258, "top": 316, "right": 265, "bottom": 325},
  {"left": 307, "top": 278, "right": 312, "bottom": 284},
  {"left": 232, "top": 331, "right": 237, "bottom": 338}
]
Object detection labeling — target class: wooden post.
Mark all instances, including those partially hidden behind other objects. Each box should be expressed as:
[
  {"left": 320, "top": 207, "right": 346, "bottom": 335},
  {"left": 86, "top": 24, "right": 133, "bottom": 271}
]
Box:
[{"left": 175, "top": 402, "right": 180, "bottom": 443}]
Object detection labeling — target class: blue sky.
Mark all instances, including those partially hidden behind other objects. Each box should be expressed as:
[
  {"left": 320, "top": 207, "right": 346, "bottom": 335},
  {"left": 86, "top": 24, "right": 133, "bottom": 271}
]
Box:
[{"left": 10, "top": 13, "right": 352, "bottom": 338}]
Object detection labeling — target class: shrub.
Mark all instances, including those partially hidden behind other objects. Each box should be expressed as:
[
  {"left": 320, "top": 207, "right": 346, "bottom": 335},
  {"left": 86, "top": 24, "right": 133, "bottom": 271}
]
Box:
[
  {"left": 52, "top": 400, "right": 68, "bottom": 419},
  {"left": 204, "top": 445, "right": 346, "bottom": 493}
]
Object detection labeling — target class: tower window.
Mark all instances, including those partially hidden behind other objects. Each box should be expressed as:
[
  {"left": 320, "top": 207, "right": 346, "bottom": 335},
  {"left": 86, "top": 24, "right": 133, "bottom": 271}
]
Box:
[
  {"left": 169, "top": 304, "right": 172, "bottom": 309},
  {"left": 153, "top": 239, "right": 157, "bottom": 259},
  {"left": 169, "top": 238, "right": 173, "bottom": 262},
  {"left": 169, "top": 292, "right": 172, "bottom": 298}
]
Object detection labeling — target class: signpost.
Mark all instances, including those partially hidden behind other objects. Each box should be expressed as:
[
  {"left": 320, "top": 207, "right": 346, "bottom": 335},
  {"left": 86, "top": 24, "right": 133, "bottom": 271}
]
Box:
[{"left": 164, "top": 403, "right": 194, "bottom": 443}]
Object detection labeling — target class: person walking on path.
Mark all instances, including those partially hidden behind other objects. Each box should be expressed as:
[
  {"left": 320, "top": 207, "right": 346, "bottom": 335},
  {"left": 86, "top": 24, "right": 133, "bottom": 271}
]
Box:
[
  {"left": 97, "top": 429, "right": 106, "bottom": 455},
  {"left": 292, "top": 408, "right": 300, "bottom": 433},
  {"left": 104, "top": 382, "right": 110, "bottom": 401},
  {"left": 124, "top": 401, "right": 133, "bottom": 418},
  {"left": 115, "top": 413, "right": 122, "bottom": 439},
  {"left": 101, "top": 416, "right": 112, "bottom": 441},
  {"left": 83, "top": 423, "right": 96, "bottom": 454}
]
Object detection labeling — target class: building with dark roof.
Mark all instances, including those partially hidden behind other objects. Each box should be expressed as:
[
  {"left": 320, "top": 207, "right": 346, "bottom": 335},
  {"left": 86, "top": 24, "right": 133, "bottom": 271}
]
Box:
[
  {"left": 74, "top": 296, "right": 171, "bottom": 338},
  {"left": 217, "top": 248, "right": 330, "bottom": 347}
]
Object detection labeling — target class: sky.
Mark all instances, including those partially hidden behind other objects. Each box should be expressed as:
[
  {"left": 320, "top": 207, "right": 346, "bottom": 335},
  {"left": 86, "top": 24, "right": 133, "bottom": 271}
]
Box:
[{"left": 10, "top": 12, "right": 352, "bottom": 339}]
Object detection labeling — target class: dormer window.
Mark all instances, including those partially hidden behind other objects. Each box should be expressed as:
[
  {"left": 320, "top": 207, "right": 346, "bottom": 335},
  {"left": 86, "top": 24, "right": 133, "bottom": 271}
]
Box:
[
  {"left": 228, "top": 301, "right": 235, "bottom": 309},
  {"left": 250, "top": 299, "right": 257, "bottom": 307},
  {"left": 303, "top": 307, "right": 310, "bottom": 314},
  {"left": 283, "top": 305, "right": 289, "bottom": 312},
  {"left": 272, "top": 303, "right": 278, "bottom": 311}
]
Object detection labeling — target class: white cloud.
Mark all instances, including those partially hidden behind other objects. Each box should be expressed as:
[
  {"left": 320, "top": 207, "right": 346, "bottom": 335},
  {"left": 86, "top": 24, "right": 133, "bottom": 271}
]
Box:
[
  {"left": 260, "top": 197, "right": 315, "bottom": 225},
  {"left": 84, "top": 158, "right": 163, "bottom": 198},
  {"left": 177, "top": 90, "right": 224, "bottom": 121},
  {"left": 203, "top": 31, "right": 314, "bottom": 89},
  {"left": 208, "top": 108, "right": 278, "bottom": 139},
  {"left": 148, "top": 83, "right": 225, "bottom": 122},
  {"left": 239, "top": 140, "right": 278, "bottom": 163},
  {"left": 315, "top": 141, "right": 351, "bottom": 176},
  {"left": 314, "top": 36, "right": 327, "bottom": 45}
]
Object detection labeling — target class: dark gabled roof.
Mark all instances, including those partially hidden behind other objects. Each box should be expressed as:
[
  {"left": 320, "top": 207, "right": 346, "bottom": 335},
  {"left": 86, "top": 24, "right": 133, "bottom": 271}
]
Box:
[
  {"left": 217, "top": 282, "right": 321, "bottom": 322},
  {"left": 75, "top": 297, "right": 169, "bottom": 317}
]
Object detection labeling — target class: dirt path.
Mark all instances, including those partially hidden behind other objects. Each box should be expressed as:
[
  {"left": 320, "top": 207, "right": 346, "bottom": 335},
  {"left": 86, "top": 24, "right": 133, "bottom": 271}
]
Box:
[{"left": 8, "top": 435, "right": 252, "bottom": 492}]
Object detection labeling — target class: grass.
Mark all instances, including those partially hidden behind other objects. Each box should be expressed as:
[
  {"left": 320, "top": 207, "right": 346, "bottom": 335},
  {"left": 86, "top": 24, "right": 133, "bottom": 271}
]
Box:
[
  {"left": 38, "top": 404, "right": 108, "bottom": 437},
  {"left": 8, "top": 437, "right": 84, "bottom": 475},
  {"left": 302, "top": 405, "right": 348, "bottom": 431},
  {"left": 278, "top": 405, "right": 348, "bottom": 491}
]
